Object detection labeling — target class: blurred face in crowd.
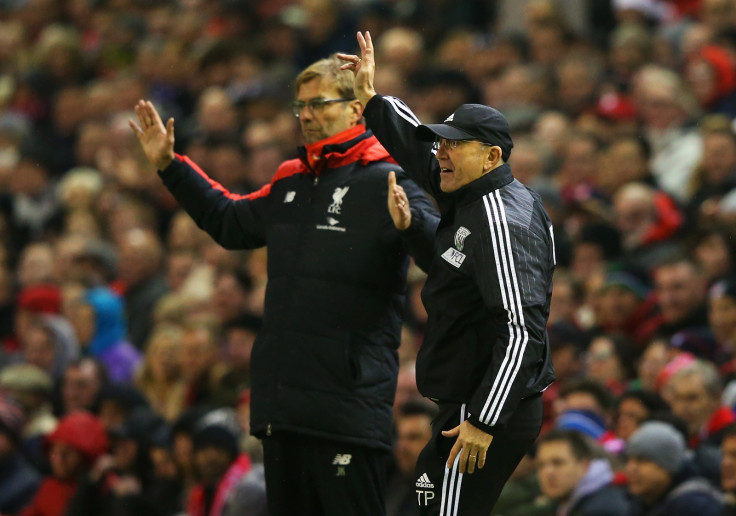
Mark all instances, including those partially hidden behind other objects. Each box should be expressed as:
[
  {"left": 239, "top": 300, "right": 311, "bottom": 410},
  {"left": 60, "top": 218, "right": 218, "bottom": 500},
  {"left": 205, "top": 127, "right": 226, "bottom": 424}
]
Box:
[
  {"left": 0, "top": 432, "right": 14, "bottom": 458},
  {"left": 24, "top": 325, "right": 55, "bottom": 373},
  {"left": 49, "top": 441, "right": 84, "bottom": 480},
  {"left": 213, "top": 273, "right": 248, "bottom": 324},
  {"left": 69, "top": 301, "right": 95, "bottom": 346},
  {"left": 148, "top": 331, "right": 182, "bottom": 382},
  {"left": 98, "top": 400, "right": 126, "bottom": 431},
  {"left": 394, "top": 413, "right": 432, "bottom": 477},
  {"left": 296, "top": 78, "right": 361, "bottom": 144},
  {"left": 194, "top": 446, "right": 232, "bottom": 487},
  {"left": 586, "top": 336, "right": 622, "bottom": 383},
  {"left": 616, "top": 398, "right": 649, "bottom": 441},
  {"left": 113, "top": 437, "right": 138, "bottom": 472},
  {"left": 696, "top": 234, "right": 733, "bottom": 283},
  {"left": 701, "top": 132, "right": 736, "bottom": 184},
  {"left": 151, "top": 446, "right": 178, "bottom": 479},
  {"left": 181, "top": 328, "right": 217, "bottom": 381},
  {"left": 626, "top": 457, "right": 671, "bottom": 502},
  {"left": 558, "top": 391, "right": 604, "bottom": 418},
  {"left": 598, "top": 285, "right": 639, "bottom": 328},
  {"left": 668, "top": 373, "right": 718, "bottom": 436},
  {"left": 536, "top": 440, "right": 588, "bottom": 502},
  {"left": 655, "top": 263, "right": 706, "bottom": 324},
  {"left": 551, "top": 344, "right": 581, "bottom": 382},
  {"left": 226, "top": 328, "right": 256, "bottom": 371},
  {"left": 62, "top": 360, "right": 102, "bottom": 413},
  {"left": 637, "top": 340, "right": 668, "bottom": 391},
  {"left": 710, "top": 293, "right": 736, "bottom": 343},
  {"left": 723, "top": 435, "right": 736, "bottom": 492}
]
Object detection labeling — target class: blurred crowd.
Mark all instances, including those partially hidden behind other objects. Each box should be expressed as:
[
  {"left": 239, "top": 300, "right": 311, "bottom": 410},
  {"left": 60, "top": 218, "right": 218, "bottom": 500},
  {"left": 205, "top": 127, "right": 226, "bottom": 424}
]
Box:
[{"left": 4, "top": 0, "right": 736, "bottom": 514}]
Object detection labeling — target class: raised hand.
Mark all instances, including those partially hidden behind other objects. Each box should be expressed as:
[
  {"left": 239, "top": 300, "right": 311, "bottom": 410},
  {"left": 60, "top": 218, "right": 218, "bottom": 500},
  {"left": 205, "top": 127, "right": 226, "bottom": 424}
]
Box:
[
  {"left": 337, "top": 31, "right": 377, "bottom": 107},
  {"left": 129, "top": 100, "right": 175, "bottom": 170},
  {"left": 388, "top": 171, "right": 411, "bottom": 230}
]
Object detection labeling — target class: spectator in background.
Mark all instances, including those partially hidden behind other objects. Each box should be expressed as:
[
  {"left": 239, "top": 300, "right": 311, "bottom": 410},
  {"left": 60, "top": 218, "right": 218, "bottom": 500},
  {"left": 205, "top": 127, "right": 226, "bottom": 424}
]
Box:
[
  {"left": 655, "top": 257, "right": 713, "bottom": 341},
  {"left": 614, "top": 390, "right": 670, "bottom": 442},
  {"left": 67, "top": 287, "right": 141, "bottom": 383},
  {"left": 188, "top": 409, "right": 267, "bottom": 516},
  {"left": 666, "top": 360, "right": 734, "bottom": 448},
  {"left": 626, "top": 421, "right": 724, "bottom": 515},
  {"left": 116, "top": 229, "right": 169, "bottom": 350},
  {"left": 613, "top": 182, "right": 684, "bottom": 271},
  {"left": 181, "top": 322, "right": 229, "bottom": 408},
  {"left": 219, "top": 314, "right": 261, "bottom": 407},
  {"left": 386, "top": 400, "right": 437, "bottom": 516},
  {"left": 135, "top": 324, "right": 187, "bottom": 421},
  {"left": 20, "top": 410, "right": 108, "bottom": 516},
  {"left": 59, "top": 358, "right": 107, "bottom": 416},
  {"left": 691, "top": 223, "right": 736, "bottom": 286},
  {"left": 0, "top": 396, "right": 40, "bottom": 514},
  {"left": 631, "top": 339, "right": 670, "bottom": 392},
  {"left": 536, "top": 429, "right": 630, "bottom": 515},
  {"left": 584, "top": 333, "right": 635, "bottom": 396},
  {"left": 721, "top": 424, "right": 736, "bottom": 514},
  {"left": 96, "top": 382, "right": 149, "bottom": 431}
]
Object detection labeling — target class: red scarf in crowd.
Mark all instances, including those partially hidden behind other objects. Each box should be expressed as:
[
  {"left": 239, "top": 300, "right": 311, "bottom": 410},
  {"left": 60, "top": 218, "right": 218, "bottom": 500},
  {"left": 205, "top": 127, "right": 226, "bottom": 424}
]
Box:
[{"left": 187, "top": 454, "right": 252, "bottom": 516}]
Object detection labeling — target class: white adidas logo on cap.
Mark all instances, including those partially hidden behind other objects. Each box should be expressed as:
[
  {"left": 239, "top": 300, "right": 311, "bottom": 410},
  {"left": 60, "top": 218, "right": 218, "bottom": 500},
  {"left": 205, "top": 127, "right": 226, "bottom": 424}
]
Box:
[{"left": 416, "top": 473, "right": 434, "bottom": 488}]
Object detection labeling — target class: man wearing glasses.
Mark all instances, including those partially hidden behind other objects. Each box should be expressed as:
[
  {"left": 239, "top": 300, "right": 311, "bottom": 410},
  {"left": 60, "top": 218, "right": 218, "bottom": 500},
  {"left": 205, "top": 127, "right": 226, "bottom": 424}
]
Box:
[
  {"left": 339, "top": 33, "right": 556, "bottom": 515},
  {"left": 130, "top": 54, "right": 438, "bottom": 515}
]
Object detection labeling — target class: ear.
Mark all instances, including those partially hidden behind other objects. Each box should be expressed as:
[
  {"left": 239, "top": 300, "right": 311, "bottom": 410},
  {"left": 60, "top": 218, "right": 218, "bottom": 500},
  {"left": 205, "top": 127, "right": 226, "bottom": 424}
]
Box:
[
  {"left": 483, "top": 145, "right": 503, "bottom": 173},
  {"left": 349, "top": 99, "right": 363, "bottom": 123}
]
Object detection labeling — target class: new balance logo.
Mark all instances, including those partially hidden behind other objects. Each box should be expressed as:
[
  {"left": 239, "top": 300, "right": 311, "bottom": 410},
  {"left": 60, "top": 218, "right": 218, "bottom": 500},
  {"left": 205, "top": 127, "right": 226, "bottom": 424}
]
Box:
[
  {"left": 332, "top": 454, "right": 352, "bottom": 466},
  {"left": 416, "top": 473, "right": 434, "bottom": 488},
  {"left": 284, "top": 191, "right": 296, "bottom": 203}
]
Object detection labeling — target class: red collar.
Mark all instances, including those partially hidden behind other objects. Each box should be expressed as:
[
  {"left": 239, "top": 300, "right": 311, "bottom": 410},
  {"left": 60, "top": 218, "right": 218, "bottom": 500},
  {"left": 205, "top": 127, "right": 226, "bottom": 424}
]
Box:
[{"left": 302, "top": 125, "right": 394, "bottom": 174}]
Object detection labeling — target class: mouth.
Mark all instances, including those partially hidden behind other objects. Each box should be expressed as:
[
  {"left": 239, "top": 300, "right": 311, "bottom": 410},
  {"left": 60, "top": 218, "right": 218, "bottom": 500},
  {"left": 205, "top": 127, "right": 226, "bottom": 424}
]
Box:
[{"left": 440, "top": 167, "right": 454, "bottom": 174}]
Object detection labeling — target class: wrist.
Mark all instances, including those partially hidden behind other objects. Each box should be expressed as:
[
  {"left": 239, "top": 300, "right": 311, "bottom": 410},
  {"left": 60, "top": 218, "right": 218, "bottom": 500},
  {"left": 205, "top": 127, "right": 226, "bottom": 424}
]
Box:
[
  {"left": 156, "top": 154, "right": 174, "bottom": 170},
  {"left": 357, "top": 90, "right": 377, "bottom": 109}
]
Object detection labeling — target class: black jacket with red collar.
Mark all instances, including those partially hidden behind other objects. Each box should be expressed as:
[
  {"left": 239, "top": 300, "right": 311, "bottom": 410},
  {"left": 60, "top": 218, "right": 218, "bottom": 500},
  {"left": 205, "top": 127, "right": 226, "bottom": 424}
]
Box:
[{"left": 158, "top": 125, "right": 439, "bottom": 450}]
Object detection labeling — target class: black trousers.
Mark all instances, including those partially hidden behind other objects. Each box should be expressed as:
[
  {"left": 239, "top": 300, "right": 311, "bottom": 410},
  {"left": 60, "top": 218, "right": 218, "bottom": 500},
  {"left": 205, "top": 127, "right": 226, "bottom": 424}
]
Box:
[
  {"left": 415, "top": 395, "right": 543, "bottom": 515},
  {"left": 262, "top": 433, "right": 389, "bottom": 516}
]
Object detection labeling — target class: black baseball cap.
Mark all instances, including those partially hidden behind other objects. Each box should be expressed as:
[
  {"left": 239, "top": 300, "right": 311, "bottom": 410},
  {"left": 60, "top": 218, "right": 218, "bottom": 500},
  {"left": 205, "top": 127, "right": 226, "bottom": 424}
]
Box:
[{"left": 416, "top": 104, "right": 514, "bottom": 161}]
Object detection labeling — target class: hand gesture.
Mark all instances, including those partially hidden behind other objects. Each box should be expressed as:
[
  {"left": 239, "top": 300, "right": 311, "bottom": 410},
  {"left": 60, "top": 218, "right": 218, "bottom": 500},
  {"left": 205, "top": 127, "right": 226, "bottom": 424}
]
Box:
[
  {"left": 129, "top": 100, "right": 175, "bottom": 170},
  {"left": 337, "top": 31, "right": 377, "bottom": 107},
  {"left": 388, "top": 171, "right": 411, "bottom": 230},
  {"left": 442, "top": 420, "right": 494, "bottom": 474}
]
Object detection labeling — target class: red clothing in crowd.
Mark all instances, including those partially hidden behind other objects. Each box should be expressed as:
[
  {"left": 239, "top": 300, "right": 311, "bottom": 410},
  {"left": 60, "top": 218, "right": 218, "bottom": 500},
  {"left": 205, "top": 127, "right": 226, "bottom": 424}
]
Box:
[
  {"left": 188, "top": 455, "right": 252, "bottom": 516},
  {"left": 18, "top": 479, "right": 77, "bottom": 516}
]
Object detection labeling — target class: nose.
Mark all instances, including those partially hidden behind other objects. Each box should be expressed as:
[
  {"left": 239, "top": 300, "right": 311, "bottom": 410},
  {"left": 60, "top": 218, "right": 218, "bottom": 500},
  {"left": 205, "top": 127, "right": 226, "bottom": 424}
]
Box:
[
  {"left": 435, "top": 143, "right": 448, "bottom": 159},
  {"left": 298, "top": 104, "right": 312, "bottom": 121}
]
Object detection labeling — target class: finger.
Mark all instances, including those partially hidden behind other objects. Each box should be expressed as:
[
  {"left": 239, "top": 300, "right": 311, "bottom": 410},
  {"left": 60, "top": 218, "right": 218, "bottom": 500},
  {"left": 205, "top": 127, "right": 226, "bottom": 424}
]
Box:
[
  {"left": 467, "top": 452, "right": 476, "bottom": 474},
  {"left": 128, "top": 119, "right": 143, "bottom": 136},
  {"left": 388, "top": 170, "right": 396, "bottom": 190},
  {"left": 147, "top": 101, "right": 164, "bottom": 129},
  {"left": 365, "top": 31, "right": 373, "bottom": 54},
  {"left": 139, "top": 100, "right": 152, "bottom": 127},
  {"left": 166, "top": 118, "right": 175, "bottom": 141},
  {"left": 135, "top": 103, "right": 146, "bottom": 127},
  {"left": 446, "top": 440, "right": 461, "bottom": 469},
  {"left": 335, "top": 53, "right": 356, "bottom": 62},
  {"left": 357, "top": 31, "right": 366, "bottom": 54},
  {"left": 478, "top": 448, "right": 487, "bottom": 470},
  {"left": 458, "top": 446, "right": 469, "bottom": 474},
  {"left": 441, "top": 424, "right": 460, "bottom": 438}
]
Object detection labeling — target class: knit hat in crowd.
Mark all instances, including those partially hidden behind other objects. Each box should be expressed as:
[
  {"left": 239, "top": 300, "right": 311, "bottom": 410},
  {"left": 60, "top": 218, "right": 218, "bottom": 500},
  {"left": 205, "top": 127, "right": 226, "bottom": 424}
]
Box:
[
  {"left": 627, "top": 421, "right": 686, "bottom": 474},
  {"left": 192, "top": 408, "right": 241, "bottom": 459}
]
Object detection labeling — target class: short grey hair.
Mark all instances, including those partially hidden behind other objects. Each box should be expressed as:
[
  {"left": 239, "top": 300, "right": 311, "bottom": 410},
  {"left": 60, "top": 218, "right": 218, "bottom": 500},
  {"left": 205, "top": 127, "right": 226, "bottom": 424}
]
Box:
[{"left": 668, "top": 360, "right": 722, "bottom": 397}]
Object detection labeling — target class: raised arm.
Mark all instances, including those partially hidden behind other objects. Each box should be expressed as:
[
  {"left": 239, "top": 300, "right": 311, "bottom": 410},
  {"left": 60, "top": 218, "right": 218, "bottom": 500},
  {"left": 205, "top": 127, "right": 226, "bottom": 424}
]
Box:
[
  {"left": 338, "top": 33, "right": 441, "bottom": 197},
  {"left": 130, "top": 100, "right": 267, "bottom": 249}
]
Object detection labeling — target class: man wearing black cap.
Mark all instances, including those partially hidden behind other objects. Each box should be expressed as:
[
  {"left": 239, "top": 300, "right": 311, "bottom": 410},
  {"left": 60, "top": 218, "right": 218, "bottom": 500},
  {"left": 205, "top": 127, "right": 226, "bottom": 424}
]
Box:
[{"left": 339, "top": 32, "right": 555, "bottom": 515}]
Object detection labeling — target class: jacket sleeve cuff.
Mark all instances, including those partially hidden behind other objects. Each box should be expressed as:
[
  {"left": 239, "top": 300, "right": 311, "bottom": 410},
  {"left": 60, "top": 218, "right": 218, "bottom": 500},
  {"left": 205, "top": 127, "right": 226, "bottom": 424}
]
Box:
[
  {"left": 467, "top": 413, "right": 497, "bottom": 435},
  {"left": 362, "top": 94, "right": 383, "bottom": 117},
  {"left": 157, "top": 155, "right": 184, "bottom": 178}
]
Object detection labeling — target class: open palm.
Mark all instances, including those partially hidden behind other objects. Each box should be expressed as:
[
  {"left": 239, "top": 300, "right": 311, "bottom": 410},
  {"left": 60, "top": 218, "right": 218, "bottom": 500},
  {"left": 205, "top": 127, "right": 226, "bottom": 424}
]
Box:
[{"left": 129, "top": 100, "right": 175, "bottom": 170}]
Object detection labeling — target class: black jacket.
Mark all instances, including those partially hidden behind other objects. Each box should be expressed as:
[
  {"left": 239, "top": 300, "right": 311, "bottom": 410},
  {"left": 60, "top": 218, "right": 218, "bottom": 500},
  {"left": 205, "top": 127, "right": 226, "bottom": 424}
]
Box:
[
  {"left": 364, "top": 95, "right": 555, "bottom": 433},
  {"left": 158, "top": 125, "right": 439, "bottom": 450}
]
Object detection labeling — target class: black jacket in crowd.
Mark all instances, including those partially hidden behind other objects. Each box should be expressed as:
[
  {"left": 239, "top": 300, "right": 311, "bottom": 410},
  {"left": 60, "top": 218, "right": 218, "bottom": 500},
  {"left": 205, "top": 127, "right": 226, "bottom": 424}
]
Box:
[
  {"left": 158, "top": 124, "right": 439, "bottom": 450},
  {"left": 364, "top": 95, "right": 556, "bottom": 434}
]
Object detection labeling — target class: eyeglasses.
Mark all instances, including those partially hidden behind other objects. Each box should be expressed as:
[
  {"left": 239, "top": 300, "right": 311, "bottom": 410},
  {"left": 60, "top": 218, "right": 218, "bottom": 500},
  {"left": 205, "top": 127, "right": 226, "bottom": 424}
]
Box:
[
  {"left": 432, "top": 137, "right": 470, "bottom": 151},
  {"left": 291, "top": 97, "right": 355, "bottom": 118},
  {"left": 432, "top": 137, "right": 494, "bottom": 151}
]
